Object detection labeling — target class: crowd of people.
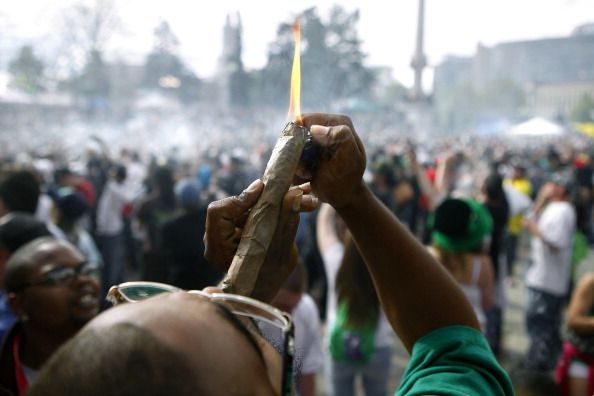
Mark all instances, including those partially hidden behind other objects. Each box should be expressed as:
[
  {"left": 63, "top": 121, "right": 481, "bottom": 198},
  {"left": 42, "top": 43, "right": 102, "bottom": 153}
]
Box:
[{"left": 0, "top": 111, "right": 593, "bottom": 395}]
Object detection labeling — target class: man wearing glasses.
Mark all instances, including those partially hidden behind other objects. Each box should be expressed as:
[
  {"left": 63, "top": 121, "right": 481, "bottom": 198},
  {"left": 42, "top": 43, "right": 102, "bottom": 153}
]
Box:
[
  {"left": 28, "top": 113, "right": 513, "bottom": 395},
  {"left": 0, "top": 237, "right": 100, "bottom": 395}
]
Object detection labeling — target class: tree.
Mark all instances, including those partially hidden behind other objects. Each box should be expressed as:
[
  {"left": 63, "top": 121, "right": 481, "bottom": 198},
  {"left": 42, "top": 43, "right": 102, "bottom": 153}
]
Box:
[
  {"left": 143, "top": 20, "right": 201, "bottom": 104},
  {"left": 57, "top": 0, "right": 122, "bottom": 76},
  {"left": 76, "top": 49, "right": 110, "bottom": 99},
  {"left": 8, "top": 45, "right": 45, "bottom": 93},
  {"left": 260, "top": 6, "right": 374, "bottom": 110}
]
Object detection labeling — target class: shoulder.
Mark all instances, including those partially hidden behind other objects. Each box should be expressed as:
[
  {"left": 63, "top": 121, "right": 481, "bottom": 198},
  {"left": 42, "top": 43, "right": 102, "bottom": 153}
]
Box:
[{"left": 397, "top": 326, "right": 513, "bottom": 396}]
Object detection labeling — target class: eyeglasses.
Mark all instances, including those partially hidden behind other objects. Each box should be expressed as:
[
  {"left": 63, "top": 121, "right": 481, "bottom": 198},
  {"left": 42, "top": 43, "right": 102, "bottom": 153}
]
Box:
[
  {"left": 107, "top": 281, "right": 295, "bottom": 396},
  {"left": 17, "top": 261, "right": 100, "bottom": 291}
]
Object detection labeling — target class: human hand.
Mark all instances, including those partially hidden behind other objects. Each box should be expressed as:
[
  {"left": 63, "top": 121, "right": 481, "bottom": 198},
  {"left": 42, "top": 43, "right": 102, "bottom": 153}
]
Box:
[
  {"left": 204, "top": 180, "right": 318, "bottom": 273},
  {"left": 299, "top": 113, "right": 366, "bottom": 210}
]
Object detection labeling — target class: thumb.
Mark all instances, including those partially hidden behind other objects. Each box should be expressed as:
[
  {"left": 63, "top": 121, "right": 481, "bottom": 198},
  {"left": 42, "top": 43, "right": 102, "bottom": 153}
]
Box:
[{"left": 220, "top": 179, "right": 264, "bottom": 219}]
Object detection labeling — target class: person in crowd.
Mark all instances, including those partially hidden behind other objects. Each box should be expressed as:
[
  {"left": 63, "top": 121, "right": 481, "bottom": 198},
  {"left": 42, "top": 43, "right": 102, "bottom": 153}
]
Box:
[
  {"left": 137, "top": 165, "right": 178, "bottom": 282},
  {"left": 428, "top": 197, "right": 495, "bottom": 332},
  {"left": 95, "top": 164, "right": 134, "bottom": 302},
  {"left": 0, "top": 169, "right": 65, "bottom": 241},
  {"left": 504, "top": 163, "right": 532, "bottom": 278},
  {"left": 555, "top": 272, "right": 594, "bottom": 396},
  {"left": 53, "top": 167, "right": 97, "bottom": 210},
  {"left": 317, "top": 202, "right": 394, "bottom": 396},
  {"left": 510, "top": 368, "right": 562, "bottom": 396},
  {"left": 523, "top": 175, "right": 577, "bottom": 372},
  {"left": 270, "top": 262, "right": 323, "bottom": 396},
  {"left": 0, "top": 170, "right": 40, "bottom": 218},
  {"left": 50, "top": 187, "right": 103, "bottom": 270},
  {"left": 27, "top": 113, "right": 513, "bottom": 395},
  {"left": 481, "top": 172, "right": 510, "bottom": 356},
  {"left": 0, "top": 214, "right": 52, "bottom": 342},
  {"left": 161, "top": 179, "right": 222, "bottom": 290},
  {"left": 0, "top": 237, "right": 100, "bottom": 395}
]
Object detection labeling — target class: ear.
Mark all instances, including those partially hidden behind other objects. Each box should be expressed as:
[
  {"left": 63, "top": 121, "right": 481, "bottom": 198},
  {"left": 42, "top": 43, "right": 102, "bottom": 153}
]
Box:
[
  {"left": 0, "top": 199, "right": 8, "bottom": 217},
  {"left": 7, "top": 292, "right": 28, "bottom": 321},
  {"left": 0, "top": 249, "right": 9, "bottom": 287}
]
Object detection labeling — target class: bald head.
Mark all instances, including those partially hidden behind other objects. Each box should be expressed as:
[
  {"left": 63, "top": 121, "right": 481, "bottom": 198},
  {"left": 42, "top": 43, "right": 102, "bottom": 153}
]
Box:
[
  {"left": 4, "top": 236, "right": 66, "bottom": 293},
  {"left": 27, "top": 322, "right": 200, "bottom": 396},
  {"left": 30, "top": 292, "right": 281, "bottom": 395}
]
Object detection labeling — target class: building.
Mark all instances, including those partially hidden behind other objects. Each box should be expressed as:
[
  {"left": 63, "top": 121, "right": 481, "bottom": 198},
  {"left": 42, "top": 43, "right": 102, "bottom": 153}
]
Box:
[{"left": 433, "top": 23, "right": 594, "bottom": 123}]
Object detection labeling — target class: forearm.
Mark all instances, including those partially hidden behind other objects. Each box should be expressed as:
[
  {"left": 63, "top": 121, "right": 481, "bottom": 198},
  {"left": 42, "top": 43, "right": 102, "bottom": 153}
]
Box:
[
  {"left": 567, "top": 316, "right": 594, "bottom": 335},
  {"left": 336, "top": 183, "right": 479, "bottom": 351},
  {"left": 297, "top": 374, "right": 315, "bottom": 396}
]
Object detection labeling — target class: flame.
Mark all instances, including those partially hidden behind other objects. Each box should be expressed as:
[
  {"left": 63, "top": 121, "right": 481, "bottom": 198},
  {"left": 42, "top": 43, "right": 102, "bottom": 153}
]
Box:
[{"left": 288, "top": 19, "right": 302, "bottom": 124}]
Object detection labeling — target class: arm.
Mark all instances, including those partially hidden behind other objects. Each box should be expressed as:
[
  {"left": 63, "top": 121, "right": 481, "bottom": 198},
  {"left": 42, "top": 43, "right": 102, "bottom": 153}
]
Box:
[
  {"left": 566, "top": 273, "right": 594, "bottom": 335},
  {"left": 407, "top": 149, "right": 442, "bottom": 211},
  {"left": 478, "top": 255, "right": 495, "bottom": 311},
  {"left": 297, "top": 374, "right": 315, "bottom": 396},
  {"left": 316, "top": 203, "right": 339, "bottom": 254},
  {"left": 302, "top": 113, "right": 479, "bottom": 352}
]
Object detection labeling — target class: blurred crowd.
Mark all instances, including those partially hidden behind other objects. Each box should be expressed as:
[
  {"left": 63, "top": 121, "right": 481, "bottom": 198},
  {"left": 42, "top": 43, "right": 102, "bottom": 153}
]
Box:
[{"left": 1, "top": 120, "right": 594, "bottom": 395}]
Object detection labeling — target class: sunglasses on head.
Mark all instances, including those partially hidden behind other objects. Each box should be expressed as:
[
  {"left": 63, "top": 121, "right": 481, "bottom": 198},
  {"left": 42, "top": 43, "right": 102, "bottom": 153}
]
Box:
[{"left": 107, "top": 281, "right": 295, "bottom": 396}]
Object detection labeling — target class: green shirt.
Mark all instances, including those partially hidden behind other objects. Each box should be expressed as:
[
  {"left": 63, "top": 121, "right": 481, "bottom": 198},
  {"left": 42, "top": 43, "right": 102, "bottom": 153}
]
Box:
[{"left": 396, "top": 326, "right": 513, "bottom": 395}]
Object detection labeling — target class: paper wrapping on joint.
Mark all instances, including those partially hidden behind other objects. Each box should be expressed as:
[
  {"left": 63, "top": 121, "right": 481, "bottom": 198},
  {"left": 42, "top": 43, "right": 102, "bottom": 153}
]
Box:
[{"left": 220, "top": 122, "right": 307, "bottom": 298}]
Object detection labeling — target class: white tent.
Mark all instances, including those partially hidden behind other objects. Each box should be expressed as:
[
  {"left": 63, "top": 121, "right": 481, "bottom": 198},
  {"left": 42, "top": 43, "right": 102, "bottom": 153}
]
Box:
[{"left": 506, "top": 117, "right": 565, "bottom": 137}]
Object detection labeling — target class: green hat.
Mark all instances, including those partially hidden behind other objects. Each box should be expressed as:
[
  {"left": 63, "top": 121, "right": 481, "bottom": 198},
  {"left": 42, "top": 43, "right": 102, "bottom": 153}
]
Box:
[{"left": 430, "top": 198, "right": 493, "bottom": 253}]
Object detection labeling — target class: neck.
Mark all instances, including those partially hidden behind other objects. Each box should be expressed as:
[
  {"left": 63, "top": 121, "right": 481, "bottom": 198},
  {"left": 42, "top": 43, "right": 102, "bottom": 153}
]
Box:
[{"left": 19, "top": 325, "right": 73, "bottom": 369}]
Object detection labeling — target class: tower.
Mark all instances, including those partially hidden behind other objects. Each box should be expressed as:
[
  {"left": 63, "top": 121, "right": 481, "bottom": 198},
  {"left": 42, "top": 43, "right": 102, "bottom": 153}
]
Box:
[
  {"left": 410, "top": 0, "right": 427, "bottom": 101},
  {"left": 217, "top": 12, "right": 246, "bottom": 110}
]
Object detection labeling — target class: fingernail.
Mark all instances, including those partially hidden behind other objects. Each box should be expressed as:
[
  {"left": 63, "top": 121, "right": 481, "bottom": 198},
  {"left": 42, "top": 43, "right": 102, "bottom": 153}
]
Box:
[
  {"left": 292, "top": 191, "right": 303, "bottom": 212},
  {"left": 245, "top": 179, "right": 261, "bottom": 192}
]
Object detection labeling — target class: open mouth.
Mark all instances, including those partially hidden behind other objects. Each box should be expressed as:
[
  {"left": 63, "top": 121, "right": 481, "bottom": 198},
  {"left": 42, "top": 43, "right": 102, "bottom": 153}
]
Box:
[{"left": 75, "top": 291, "right": 99, "bottom": 309}]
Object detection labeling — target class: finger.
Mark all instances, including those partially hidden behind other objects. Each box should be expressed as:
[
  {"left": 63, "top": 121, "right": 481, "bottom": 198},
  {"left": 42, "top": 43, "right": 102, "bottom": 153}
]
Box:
[
  {"left": 301, "top": 112, "right": 355, "bottom": 131},
  {"left": 300, "top": 194, "right": 319, "bottom": 212},
  {"left": 302, "top": 113, "right": 365, "bottom": 156},
  {"left": 208, "top": 179, "right": 264, "bottom": 221}
]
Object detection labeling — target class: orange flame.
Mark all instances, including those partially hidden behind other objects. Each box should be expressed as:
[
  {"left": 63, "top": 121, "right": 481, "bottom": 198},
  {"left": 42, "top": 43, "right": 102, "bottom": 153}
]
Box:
[{"left": 288, "top": 19, "right": 302, "bottom": 124}]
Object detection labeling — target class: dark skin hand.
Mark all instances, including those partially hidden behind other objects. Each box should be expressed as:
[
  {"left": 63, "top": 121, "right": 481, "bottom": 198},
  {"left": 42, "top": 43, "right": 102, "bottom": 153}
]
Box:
[{"left": 204, "top": 179, "right": 318, "bottom": 301}]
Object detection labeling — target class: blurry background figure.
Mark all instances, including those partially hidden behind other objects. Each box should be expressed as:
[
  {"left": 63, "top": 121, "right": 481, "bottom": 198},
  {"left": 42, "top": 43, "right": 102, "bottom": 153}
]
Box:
[
  {"left": 270, "top": 261, "right": 324, "bottom": 396},
  {"left": 523, "top": 176, "right": 576, "bottom": 372},
  {"left": 0, "top": 213, "right": 52, "bottom": 342},
  {"left": 481, "top": 172, "right": 510, "bottom": 357},
  {"left": 161, "top": 179, "right": 222, "bottom": 290},
  {"left": 95, "top": 164, "right": 134, "bottom": 303},
  {"left": 217, "top": 150, "right": 255, "bottom": 197},
  {"left": 510, "top": 368, "right": 562, "bottom": 396},
  {"left": 52, "top": 166, "right": 96, "bottom": 233},
  {"left": 555, "top": 273, "right": 594, "bottom": 396},
  {"left": 504, "top": 163, "right": 532, "bottom": 280},
  {"left": 317, "top": 203, "right": 394, "bottom": 396},
  {"left": 49, "top": 187, "right": 103, "bottom": 272},
  {"left": 137, "top": 165, "right": 178, "bottom": 282},
  {"left": 428, "top": 198, "right": 495, "bottom": 332},
  {"left": 0, "top": 170, "right": 40, "bottom": 218},
  {"left": 0, "top": 237, "right": 100, "bottom": 394}
]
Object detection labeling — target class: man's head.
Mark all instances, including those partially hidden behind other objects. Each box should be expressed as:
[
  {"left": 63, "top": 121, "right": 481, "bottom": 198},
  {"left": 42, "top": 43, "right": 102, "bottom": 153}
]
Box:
[
  {"left": 0, "top": 213, "right": 51, "bottom": 287},
  {"left": 5, "top": 237, "right": 100, "bottom": 336},
  {"left": 28, "top": 291, "right": 286, "bottom": 395},
  {"left": 0, "top": 170, "right": 40, "bottom": 216}
]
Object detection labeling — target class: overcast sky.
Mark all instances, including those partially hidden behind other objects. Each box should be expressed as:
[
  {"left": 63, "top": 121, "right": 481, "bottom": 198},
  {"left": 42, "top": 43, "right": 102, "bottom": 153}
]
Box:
[{"left": 1, "top": 0, "right": 593, "bottom": 87}]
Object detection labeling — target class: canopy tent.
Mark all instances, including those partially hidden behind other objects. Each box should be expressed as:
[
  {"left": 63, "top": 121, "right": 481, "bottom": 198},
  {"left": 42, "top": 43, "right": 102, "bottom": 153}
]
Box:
[{"left": 506, "top": 117, "right": 566, "bottom": 137}]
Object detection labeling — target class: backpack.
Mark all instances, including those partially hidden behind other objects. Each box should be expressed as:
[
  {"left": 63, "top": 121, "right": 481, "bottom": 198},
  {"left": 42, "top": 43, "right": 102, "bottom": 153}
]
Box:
[{"left": 329, "top": 300, "right": 376, "bottom": 365}]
